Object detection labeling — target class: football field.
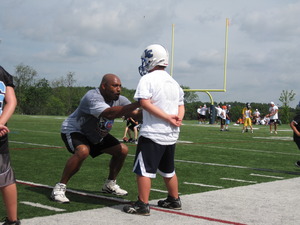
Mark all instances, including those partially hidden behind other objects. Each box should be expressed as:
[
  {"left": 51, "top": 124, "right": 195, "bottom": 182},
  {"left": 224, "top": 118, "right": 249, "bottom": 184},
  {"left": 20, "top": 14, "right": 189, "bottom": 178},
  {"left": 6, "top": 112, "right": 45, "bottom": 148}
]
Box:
[{"left": 1, "top": 115, "right": 300, "bottom": 224}]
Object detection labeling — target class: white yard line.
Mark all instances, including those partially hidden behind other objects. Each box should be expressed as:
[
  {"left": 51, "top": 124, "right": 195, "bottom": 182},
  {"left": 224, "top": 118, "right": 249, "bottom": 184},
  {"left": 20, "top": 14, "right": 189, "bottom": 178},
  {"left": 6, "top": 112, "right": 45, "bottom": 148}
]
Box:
[
  {"left": 10, "top": 141, "right": 62, "bottom": 148},
  {"left": 206, "top": 145, "right": 300, "bottom": 156},
  {"left": 220, "top": 178, "right": 257, "bottom": 184},
  {"left": 20, "top": 201, "right": 66, "bottom": 212},
  {"left": 183, "top": 182, "right": 223, "bottom": 189},
  {"left": 151, "top": 188, "right": 181, "bottom": 195},
  {"left": 249, "top": 173, "right": 284, "bottom": 179}
]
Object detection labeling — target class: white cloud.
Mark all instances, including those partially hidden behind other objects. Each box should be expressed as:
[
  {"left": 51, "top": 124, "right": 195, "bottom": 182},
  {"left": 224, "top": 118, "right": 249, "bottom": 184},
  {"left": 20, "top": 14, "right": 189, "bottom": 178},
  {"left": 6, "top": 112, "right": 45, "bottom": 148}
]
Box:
[{"left": 1, "top": 0, "right": 300, "bottom": 107}]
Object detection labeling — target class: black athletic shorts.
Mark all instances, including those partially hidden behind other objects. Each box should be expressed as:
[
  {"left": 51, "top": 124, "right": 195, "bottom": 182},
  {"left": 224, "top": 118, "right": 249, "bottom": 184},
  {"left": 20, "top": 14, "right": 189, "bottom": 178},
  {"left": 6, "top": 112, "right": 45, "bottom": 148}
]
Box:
[
  {"left": 61, "top": 132, "right": 120, "bottom": 158},
  {"left": 270, "top": 119, "right": 278, "bottom": 124},
  {"left": 133, "top": 136, "right": 176, "bottom": 178}
]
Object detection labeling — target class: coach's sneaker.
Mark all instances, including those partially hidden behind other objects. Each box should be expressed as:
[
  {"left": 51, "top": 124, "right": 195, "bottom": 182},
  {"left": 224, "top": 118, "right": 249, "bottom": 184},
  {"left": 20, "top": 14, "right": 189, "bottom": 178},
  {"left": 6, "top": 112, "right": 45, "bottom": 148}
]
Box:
[
  {"left": 2, "top": 217, "right": 21, "bottom": 225},
  {"left": 123, "top": 200, "right": 150, "bottom": 216},
  {"left": 51, "top": 183, "right": 70, "bottom": 203},
  {"left": 101, "top": 179, "right": 128, "bottom": 196},
  {"left": 158, "top": 196, "right": 182, "bottom": 210}
]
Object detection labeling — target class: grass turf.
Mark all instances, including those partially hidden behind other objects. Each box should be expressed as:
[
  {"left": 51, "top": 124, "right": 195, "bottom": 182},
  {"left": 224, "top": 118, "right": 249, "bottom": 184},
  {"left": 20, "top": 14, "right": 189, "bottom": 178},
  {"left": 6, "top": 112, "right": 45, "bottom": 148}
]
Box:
[{"left": 1, "top": 114, "right": 299, "bottom": 219}]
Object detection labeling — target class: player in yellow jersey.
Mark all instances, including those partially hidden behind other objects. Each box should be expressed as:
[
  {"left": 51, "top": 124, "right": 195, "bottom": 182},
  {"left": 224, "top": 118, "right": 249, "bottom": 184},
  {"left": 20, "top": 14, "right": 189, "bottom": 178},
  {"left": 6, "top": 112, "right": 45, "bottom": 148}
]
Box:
[{"left": 242, "top": 103, "right": 253, "bottom": 133}]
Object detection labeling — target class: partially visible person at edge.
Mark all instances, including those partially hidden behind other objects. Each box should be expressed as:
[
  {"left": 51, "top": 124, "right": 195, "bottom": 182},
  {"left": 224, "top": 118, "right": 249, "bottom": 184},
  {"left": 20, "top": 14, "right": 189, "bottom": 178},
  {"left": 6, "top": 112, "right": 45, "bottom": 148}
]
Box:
[
  {"left": 123, "top": 44, "right": 185, "bottom": 216},
  {"left": 290, "top": 113, "right": 300, "bottom": 167},
  {"left": 268, "top": 101, "right": 279, "bottom": 134},
  {"left": 51, "top": 74, "right": 141, "bottom": 203},
  {"left": 0, "top": 66, "right": 19, "bottom": 225}
]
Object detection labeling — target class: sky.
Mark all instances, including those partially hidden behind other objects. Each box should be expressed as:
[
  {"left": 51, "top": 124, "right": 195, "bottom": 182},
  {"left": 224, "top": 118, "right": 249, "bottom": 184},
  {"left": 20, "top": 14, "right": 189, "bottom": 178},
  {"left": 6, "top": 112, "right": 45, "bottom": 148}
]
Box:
[{"left": 1, "top": 0, "right": 300, "bottom": 107}]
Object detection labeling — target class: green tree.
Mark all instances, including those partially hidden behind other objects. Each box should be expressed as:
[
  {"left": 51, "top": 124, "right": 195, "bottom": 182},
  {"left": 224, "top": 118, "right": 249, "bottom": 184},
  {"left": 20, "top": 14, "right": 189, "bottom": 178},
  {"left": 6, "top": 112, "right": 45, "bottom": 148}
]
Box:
[
  {"left": 181, "top": 86, "right": 199, "bottom": 103},
  {"left": 51, "top": 72, "right": 78, "bottom": 114},
  {"left": 279, "top": 90, "right": 296, "bottom": 124},
  {"left": 14, "top": 64, "right": 38, "bottom": 113},
  {"left": 22, "top": 78, "right": 52, "bottom": 114}
]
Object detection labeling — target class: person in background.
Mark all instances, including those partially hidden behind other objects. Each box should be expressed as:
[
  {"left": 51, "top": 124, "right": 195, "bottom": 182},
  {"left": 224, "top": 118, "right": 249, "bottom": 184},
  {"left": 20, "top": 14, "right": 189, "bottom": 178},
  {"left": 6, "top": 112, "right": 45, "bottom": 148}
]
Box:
[
  {"left": 267, "top": 101, "right": 279, "bottom": 134},
  {"left": 122, "top": 117, "right": 140, "bottom": 144},
  {"left": 220, "top": 105, "right": 227, "bottom": 131},
  {"left": 225, "top": 104, "right": 231, "bottom": 131},
  {"left": 253, "top": 109, "right": 261, "bottom": 125},
  {"left": 0, "top": 66, "right": 19, "bottom": 225},
  {"left": 123, "top": 44, "right": 185, "bottom": 216},
  {"left": 242, "top": 103, "right": 253, "bottom": 133},
  {"left": 51, "top": 74, "right": 140, "bottom": 203},
  {"left": 215, "top": 105, "right": 222, "bottom": 124},
  {"left": 196, "top": 106, "right": 202, "bottom": 124},
  {"left": 199, "top": 104, "right": 207, "bottom": 124}
]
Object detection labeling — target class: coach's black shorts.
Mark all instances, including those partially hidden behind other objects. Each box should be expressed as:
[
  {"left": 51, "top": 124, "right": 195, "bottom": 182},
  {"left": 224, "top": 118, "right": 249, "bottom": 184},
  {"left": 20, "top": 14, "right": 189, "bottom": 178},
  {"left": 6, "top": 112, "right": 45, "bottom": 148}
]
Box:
[
  {"left": 61, "top": 132, "right": 120, "bottom": 158},
  {"left": 133, "top": 136, "right": 176, "bottom": 178}
]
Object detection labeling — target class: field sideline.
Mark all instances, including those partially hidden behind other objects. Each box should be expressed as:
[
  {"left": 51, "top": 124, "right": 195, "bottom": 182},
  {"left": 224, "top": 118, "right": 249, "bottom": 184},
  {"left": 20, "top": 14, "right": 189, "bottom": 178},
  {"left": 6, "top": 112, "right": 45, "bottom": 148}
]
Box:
[{"left": 1, "top": 115, "right": 300, "bottom": 224}]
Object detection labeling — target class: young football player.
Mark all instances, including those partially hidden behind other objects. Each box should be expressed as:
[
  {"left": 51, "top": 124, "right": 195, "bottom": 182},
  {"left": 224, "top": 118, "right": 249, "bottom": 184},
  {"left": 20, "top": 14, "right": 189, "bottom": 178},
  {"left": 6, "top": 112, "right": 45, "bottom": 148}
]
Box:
[
  {"left": 123, "top": 44, "right": 185, "bottom": 215},
  {"left": 0, "top": 66, "right": 19, "bottom": 225}
]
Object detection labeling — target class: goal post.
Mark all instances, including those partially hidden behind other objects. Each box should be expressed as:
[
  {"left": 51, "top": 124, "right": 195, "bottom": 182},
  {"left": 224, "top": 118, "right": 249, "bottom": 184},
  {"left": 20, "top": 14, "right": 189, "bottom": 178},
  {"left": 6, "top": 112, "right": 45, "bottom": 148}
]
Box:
[{"left": 170, "top": 18, "right": 230, "bottom": 124}]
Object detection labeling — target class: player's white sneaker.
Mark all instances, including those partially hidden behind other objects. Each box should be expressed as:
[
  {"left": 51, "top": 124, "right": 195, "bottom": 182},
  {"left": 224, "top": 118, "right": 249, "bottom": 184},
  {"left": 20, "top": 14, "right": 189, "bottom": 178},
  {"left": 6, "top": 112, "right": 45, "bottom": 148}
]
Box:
[
  {"left": 51, "top": 183, "right": 70, "bottom": 203},
  {"left": 101, "top": 179, "right": 128, "bottom": 196}
]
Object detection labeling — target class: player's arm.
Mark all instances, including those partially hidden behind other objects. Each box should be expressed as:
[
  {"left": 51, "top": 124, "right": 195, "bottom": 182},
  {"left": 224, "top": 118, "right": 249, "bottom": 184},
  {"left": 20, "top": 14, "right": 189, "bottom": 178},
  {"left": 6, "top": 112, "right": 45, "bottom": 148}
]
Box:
[
  {"left": 177, "top": 105, "right": 185, "bottom": 126},
  {"left": 100, "top": 101, "right": 140, "bottom": 120},
  {"left": 0, "top": 86, "right": 17, "bottom": 136},
  {"left": 242, "top": 108, "right": 246, "bottom": 119},
  {"left": 139, "top": 98, "right": 181, "bottom": 127},
  {"left": 290, "top": 121, "right": 300, "bottom": 137}
]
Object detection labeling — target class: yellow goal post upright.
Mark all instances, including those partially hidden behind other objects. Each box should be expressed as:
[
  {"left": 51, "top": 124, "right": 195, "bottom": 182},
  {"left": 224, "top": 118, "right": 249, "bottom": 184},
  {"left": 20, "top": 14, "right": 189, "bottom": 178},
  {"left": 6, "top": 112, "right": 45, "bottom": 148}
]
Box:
[{"left": 170, "top": 18, "right": 230, "bottom": 124}]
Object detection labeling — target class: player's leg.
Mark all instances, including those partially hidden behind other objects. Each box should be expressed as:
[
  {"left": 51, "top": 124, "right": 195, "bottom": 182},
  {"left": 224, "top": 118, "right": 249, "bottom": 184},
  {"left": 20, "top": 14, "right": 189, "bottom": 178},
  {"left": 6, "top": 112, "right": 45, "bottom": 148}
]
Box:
[
  {"left": 163, "top": 174, "right": 179, "bottom": 199},
  {"left": 101, "top": 143, "right": 128, "bottom": 181},
  {"left": 1, "top": 183, "right": 18, "bottom": 223},
  {"left": 60, "top": 144, "right": 90, "bottom": 184},
  {"left": 100, "top": 140, "right": 128, "bottom": 196},
  {"left": 52, "top": 133, "right": 90, "bottom": 203},
  {"left": 157, "top": 145, "right": 182, "bottom": 210},
  {"left": 137, "top": 175, "right": 151, "bottom": 203}
]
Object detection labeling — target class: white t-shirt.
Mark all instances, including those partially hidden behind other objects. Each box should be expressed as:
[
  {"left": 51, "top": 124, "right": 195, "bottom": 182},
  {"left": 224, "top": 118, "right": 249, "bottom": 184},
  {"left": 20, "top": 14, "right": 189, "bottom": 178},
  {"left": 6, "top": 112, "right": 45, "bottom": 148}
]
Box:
[
  {"left": 134, "top": 70, "right": 184, "bottom": 145},
  {"left": 245, "top": 109, "right": 251, "bottom": 118},
  {"left": 220, "top": 109, "right": 226, "bottom": 120},
  {"left": 200, "top": 107, "right": 207, "bottom": 116},
  {"left": 269, "top": 105, "right": 279, "bottom": 119},
  {"left": 215, "top": 106, "right": 222, "bottom": 117}
]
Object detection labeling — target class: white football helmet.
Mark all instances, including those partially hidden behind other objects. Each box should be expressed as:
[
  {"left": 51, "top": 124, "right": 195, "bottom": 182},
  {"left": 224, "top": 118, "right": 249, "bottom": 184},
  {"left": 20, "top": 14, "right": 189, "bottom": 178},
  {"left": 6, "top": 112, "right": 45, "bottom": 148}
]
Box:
[{"left": 138, "top": 44, "right": 169, "bottom": 76}]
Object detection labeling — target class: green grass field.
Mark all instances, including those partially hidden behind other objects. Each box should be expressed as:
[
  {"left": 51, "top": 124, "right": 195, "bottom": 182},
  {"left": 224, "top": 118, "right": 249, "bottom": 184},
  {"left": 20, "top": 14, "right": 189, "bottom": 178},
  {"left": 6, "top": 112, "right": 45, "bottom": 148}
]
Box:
[{"left": 1, "top": 114, "right": 300, "bottom": 220}]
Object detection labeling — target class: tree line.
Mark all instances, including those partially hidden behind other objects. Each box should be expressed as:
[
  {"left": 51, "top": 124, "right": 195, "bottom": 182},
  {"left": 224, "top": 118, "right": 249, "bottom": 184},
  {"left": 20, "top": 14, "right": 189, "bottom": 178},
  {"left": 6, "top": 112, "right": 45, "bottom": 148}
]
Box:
[{"left": 12, "top": 64, "right": 297, "bottom": 123}]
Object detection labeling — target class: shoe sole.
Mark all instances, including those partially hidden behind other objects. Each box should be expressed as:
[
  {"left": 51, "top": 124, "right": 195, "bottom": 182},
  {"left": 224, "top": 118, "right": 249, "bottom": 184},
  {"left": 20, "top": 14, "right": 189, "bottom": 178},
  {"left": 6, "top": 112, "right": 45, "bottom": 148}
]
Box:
[
  {"left": 101, "top": 189, "right": 128, "bottom": 196},
  {"left": 50, "top": 195, "right": 70, "bottom": 204},
  {"left": 158, "top": 206, "right": 182, "bottom": 210},
  {"left": 123, "top": 207, "right": 150, "bottom": 216}
]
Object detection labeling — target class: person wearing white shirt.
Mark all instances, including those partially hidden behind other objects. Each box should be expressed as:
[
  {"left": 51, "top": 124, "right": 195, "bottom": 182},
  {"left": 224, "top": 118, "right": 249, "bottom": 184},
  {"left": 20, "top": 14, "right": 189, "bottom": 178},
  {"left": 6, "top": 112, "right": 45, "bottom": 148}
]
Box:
[
  {"left": 268, "top": 101, "right": 279, "bottom": 134},
  {"left": 123, "top": 44, "right": 185, "bottom": 216}
]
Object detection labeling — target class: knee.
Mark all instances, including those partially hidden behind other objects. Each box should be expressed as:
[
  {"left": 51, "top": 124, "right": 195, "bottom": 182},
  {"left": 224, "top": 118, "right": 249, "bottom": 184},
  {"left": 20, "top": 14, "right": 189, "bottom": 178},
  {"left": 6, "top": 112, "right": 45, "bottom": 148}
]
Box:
[
  {"left": 75, "top": 145, "right": 90, "bottom": 160},
  {"left": 119, "top": 143, "right": 129, "bottom": 157}
]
